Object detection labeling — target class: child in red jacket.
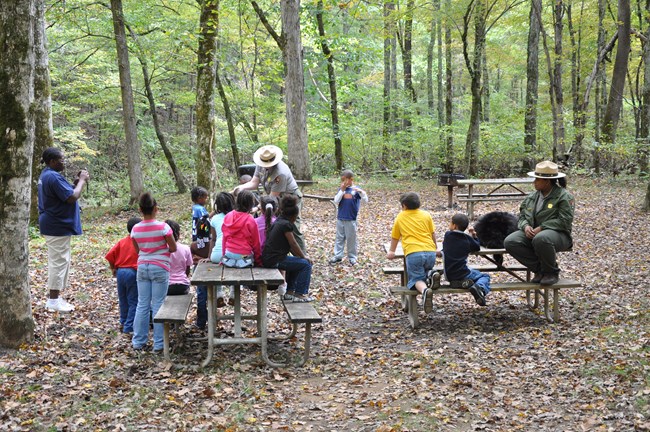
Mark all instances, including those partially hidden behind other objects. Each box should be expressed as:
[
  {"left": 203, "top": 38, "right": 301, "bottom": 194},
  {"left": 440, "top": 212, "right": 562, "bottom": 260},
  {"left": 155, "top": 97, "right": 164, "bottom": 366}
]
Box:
[
  {"left": 105, "top": 217, "right": 141, "bottom": 334},
  {"left": 221, "top": 190, "right": 262, "bottom": 268}
]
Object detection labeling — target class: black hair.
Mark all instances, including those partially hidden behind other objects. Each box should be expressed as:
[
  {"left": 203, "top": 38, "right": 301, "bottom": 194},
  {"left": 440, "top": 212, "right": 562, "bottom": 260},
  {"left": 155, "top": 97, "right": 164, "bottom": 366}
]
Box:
[
  {"left": 126, "top": 217, "right": 142, "bottom": 234},
  {"left": 41, "top": 147, "right": 63, "bottom": 164},
  {"left": 451, "top": 213, "right": 470, "bottom": 232},
  {"left": 259, "top": 195, "right": 278, "bottom": 236},
  {"left": 399, "top": 192, "right": 420, "bottom": 210},
  {"left": 550, "top": 177, "right": 568, "bottom": 188},
  {"left": 341, "top": 169, "right": 354, "bottom": 179},
  {"left": 191, "top": 186, "right": 209, "bottom": 203},
  {"left": 139, "top": 192, "right": 157, "bottom": 215},
  {"left": 235, "top": 190, "right": 255, "bottom": 213},
  {"left": 279, "top": 195, "right": 299, "bottom": 220},
  {"left": 215, "top": 192, "right": 235, "bottom": 214},
  {"left": 165, "top": 219, "right": 181, "bottom": 241}
]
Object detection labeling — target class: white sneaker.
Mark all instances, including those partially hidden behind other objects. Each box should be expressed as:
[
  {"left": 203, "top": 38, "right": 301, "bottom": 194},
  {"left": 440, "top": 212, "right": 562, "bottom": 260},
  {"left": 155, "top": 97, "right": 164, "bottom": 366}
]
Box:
[
  {"left": 277, "top": 283, "right": 287, "bottom": 297},
  {"left": 45, "top": 298, "right": 74, "bottom": 312}
]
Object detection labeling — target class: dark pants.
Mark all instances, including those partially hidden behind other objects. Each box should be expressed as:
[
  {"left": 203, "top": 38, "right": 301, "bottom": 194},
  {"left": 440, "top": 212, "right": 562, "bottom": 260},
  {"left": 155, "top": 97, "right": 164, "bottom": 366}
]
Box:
[
  {"left": 116, "top": 268, "right": 138, "bottom": 333},
  {"left": 504, "top": 229, "right": 572, "bottom": 275},
  {"left": 276, "top": 255, "right": 312, "bottom": 295},
  {"left": 167, "top": 283, "right": 189, "bottom": 295}
]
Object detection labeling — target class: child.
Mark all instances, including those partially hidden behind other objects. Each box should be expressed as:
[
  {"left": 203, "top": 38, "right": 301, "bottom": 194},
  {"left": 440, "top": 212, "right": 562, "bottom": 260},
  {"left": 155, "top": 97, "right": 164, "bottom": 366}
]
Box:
[
  {"left": 262, "top": 195, "right": 313, "bottom": 302},
  {"left": 440, "top": 213, "right": 490, "bottom": 306},
  {"left": 190, "top": 186, "right": 211, "bottom": 259},
  {"left": 131, "top": 193, "right": 177, "bottom": 352},
  {"left": 221, "top": 190, "right": 262, "bottom": 268},
  {"left": 255, "top": 195, "right": 278, "bottom": 249},
  {"left": 329, "top": 169, "right": 368, "bottom": 266},
  {"left": 190, "top": 186, "right": 210, "bottom": 330},
  {"left": 208, "top": 192, "right": 236, "bottom": 307},
  {"left": 105, "top": 216, "right": 142, "bottom": 334},
  {"left": 386, "top": 192, "right": 439, "bottom": 314},
  {"left": 165, "top": 220, "right": 193, "bottom": 296}
]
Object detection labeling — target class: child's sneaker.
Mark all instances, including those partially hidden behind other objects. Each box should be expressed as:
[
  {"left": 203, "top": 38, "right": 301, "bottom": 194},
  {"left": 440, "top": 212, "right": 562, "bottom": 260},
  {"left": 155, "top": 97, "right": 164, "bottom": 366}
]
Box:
[
  {"left": 277, "top": 282, "right": 287, "bottom": 297},
  {"left": 422, "top": 288, "right": 433, "bottom": 314},
  {"left": 425, "top": 270, "right": 441, "bottom": 290},
  {"left": 469, "top": 284, "right": 487, "bottom": 306},
  {"left": 45, "top": 298, "right": 74, "bottom": 312}
]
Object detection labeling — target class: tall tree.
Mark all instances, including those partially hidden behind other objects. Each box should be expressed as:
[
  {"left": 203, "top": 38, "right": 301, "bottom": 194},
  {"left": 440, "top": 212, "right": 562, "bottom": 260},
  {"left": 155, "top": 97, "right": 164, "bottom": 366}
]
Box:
[
  {"left": 110, "top": 0, "right": 143, "bottom": 204},
  {"left": 251, "top": 0, "right": 311, "bottom": 179},
  {"left": 31, "top": 0, "right": 53, "bottom": 224},
  {"left": 0, "top": 0, "right": 37, "bottom": 347},
  {"left": 639, "top": 0, "right": 650, "bottom": 175},
  {"left": 444, "top": 0, "right": 454, "bottom": 173},
  {"left": 316, "top": 0, "right": 343, "bottom": 171},
  {"left": 382, "top": 1, "right": 395, "bottom": 167},
  {"left": 524, "top": 0, "right": 541, "bottom": 172},
  {"left": 568, "top": 1, "right": 586, "bottom": 165},
  {"left": 553, "top": 1, "right": 567, "bottom": 161},
  {"left": 602, "top": 0, "right": 631, "bottom": 145},
  {"left": 196, "top": 0, "right": 219, "bottom": 191}
]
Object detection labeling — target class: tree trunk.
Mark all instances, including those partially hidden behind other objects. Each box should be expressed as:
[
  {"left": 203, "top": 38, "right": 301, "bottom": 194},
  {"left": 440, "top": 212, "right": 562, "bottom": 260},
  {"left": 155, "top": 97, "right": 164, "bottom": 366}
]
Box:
[
  {"left": 436, "top": 0, "right": 444, "bottom": 128},
  {"left": 553, "top": 1, "right": 567, "bottom": 161},
  {"left": 31, "top": 0, "right": 53, "bottom": 224},
  {"left": 0, "top": 0, "right": 36, "bottom": 348},
  {"left": 382, "top": 1, "right": 394, "bottom": 167},
  {"left": 110, "top": 0, "right": 143, "bottom": 204},
  {"left": 568, "top": 2, "right": 586, "bottom": 166},
  {"left": 444, "top": 0, "right": 454, "bottom": 173},
  {"left": 316, "top": 0, "right": 343, "bottom": 171},
  {"left": 602, "top": 0, "right": 631, "bottom": 145},
  {"left": 524, "top": 0, "right": 541, "bottom": 173},
  {"left": 537, "top": 3, "right": 560, "bottom": 161},
  {"left": 196, "top": 0, "right": 218, "bottom": 190},
  {"left": 462, "top": 0, "right": 485, "bottom": 175},
  {"left": 126, "top": 26, "right": 187, "bottom": 194},
  {"left": 403, "top": 0, "right": 416, "bottom": 106},
  {"left": 216, "top": 70, "right": 240, "bottom": 172},
  {"left": 427, "top": 14, "right": 435, "bottom": 112},
  {"left": 644, "top": 181, "right": 650, "bottom": 211},
  {"left": 638, "top": 0, "right": 650, "bottom": 175},
  {"left": 281, "top": 0, "right": 311, "bottom": 180}
]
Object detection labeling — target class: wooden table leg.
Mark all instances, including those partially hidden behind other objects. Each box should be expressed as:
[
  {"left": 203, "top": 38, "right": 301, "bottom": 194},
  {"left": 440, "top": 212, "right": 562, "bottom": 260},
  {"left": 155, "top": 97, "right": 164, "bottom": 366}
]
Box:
[
  {"left": 259, "top": 285, "right": 285, "bottom": 367},
  {"left": 447, "top": 185, "right": 454, "bottom": 208},
  {"left": 202, "top": 284, "right": 216, "bottom": 367},
  {"left": 233, "top": 284, "right": 242, "bottom": 338}
]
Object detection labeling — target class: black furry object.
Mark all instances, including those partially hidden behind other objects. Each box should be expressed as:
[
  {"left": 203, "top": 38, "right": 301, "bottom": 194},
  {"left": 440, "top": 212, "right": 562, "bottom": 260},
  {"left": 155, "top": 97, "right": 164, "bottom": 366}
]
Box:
[{"left": 474, "top": 211, "right": 518, "bottom": 267}]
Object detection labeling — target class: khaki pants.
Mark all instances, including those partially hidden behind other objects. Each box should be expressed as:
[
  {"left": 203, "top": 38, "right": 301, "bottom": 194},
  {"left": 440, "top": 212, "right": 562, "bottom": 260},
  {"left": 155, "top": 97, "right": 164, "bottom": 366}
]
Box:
[{"left": 44, "top": 235, "right": 72, "bottom": 292}]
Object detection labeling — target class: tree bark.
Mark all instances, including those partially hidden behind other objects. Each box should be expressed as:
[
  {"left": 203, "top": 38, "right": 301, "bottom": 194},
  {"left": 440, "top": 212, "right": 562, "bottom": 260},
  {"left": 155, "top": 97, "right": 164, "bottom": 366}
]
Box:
[
  {"left": 602, "top": 0, "right": 631, "bottom": 145},
  {"left": 196, "top": 0, "right": 219, "bottom": 191},
  {"left": 281, "top": 0, "right": 311, "bottom": 180},
  {"left": 382, "top": 1, "right": 394, "bottom": 167},
  {"left": 437, "top": 0, "right": 444, "bottom": 128},
  {"left": 110, "top": 0, "right": 143, "bottom": 204},
  {"left": 0, "top": 0, "right": 36, "bottom": 347},
  {"left": 524, "top": 0, "right": 541, "bottom": 172},
  {"left": 427, "top": 15, "right": 435, "bottom": 112},
  {"left": 568, "top": 2, "right": 586, "bottom": 165},
  {"left": 216, "top": 70, "right": 240, "bottom": 172},
  {"left": 553, "top": 1, "right": 567, "bottom": 161},
  {"left": 594, "top": 0, "right": 607, "bottom": 174},
  {"left": 31, "top": 0, "right": 53, "bottom": 224},
  {"left": 462, "top": 0, "right": 484, "bottom": 175},
  {"left": 316, "top": 0, "right": 343, "bottom": 171}
]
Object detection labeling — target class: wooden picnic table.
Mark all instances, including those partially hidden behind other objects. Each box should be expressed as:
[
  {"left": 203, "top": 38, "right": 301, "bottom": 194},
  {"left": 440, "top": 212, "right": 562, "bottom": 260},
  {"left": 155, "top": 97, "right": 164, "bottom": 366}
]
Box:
[
  {"left": 455, "top": 177, "right": 533, "bottom": 219},
  {"left": 191, "top": 263, "right": 285, "bottom": 368}
]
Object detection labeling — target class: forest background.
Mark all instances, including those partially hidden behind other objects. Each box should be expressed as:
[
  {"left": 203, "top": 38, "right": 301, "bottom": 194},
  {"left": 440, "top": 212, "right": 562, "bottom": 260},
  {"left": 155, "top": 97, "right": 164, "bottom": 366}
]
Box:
[{"left": 33, "top": 0, "right": 650, "bottom": 208}]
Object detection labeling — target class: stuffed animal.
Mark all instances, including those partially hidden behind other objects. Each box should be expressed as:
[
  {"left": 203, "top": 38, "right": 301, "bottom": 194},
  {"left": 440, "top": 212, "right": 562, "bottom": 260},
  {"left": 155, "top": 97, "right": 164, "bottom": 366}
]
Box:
[{"left": 473, "top": 211, "right": 518, "bottom": 266}]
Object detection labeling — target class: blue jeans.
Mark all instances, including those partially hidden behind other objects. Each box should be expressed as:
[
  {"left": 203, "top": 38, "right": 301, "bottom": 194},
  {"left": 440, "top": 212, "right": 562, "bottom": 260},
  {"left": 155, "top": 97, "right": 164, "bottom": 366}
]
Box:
[
  {"left": 276, "top": 256, "right": 312, "bottom": 295},
  {"left": 467, "top": 268, "right": 491, "bottom": 295},
  {"left": 405, "top": 251, "right": 437, "bottom": 289},
  {"left": 196, "top": 285, "right": 207, "bottom": 329},
  {"left": 116, "top": 268, "right": 138, "bottom": 333},
  {"left": 132, "top": 264, "right": 169, "bottom": 350}
]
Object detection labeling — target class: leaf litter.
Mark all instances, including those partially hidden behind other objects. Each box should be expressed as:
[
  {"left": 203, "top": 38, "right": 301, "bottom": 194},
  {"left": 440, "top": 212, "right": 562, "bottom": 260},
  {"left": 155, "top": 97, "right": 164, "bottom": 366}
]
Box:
[{"left": 0, "top": 177, "right": 648, "bottom": 431}]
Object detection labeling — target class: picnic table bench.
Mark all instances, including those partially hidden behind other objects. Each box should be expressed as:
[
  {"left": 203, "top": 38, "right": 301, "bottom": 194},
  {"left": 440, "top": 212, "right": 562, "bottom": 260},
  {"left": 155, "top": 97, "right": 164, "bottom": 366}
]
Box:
[
  {"left": 153, "top": 293, "right": 194, "bottom": 361},
  {"left": 383, "top": 242, "right": 581, "bottom": 328},
  {"left": 455, "top": 177, "right": 533, "bottom": 219},
  {"left": 272, "top": 300, "right": 323, "bottom": 367}
]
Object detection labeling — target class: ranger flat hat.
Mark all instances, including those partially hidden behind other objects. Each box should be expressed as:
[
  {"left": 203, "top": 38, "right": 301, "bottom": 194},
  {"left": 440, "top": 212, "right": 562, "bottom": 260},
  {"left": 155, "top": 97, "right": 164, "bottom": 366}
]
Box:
[
  {"left": 527, "top": 160, "right": 566, "bottom": 179},
  {"left": 253, "top": 145, "right": 283, "bottom": 168}
]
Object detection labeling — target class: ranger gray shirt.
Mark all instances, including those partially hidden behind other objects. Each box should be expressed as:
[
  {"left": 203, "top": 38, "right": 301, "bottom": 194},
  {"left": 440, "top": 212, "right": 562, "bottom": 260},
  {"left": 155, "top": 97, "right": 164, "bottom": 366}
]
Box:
[{"left": 254, "top": 161, "right": 299, "bottom": 195}]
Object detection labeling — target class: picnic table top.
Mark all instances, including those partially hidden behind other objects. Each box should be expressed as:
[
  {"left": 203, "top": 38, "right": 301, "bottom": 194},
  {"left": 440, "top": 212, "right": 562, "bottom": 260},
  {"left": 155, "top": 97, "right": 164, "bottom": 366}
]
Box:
[
  {"left": 455, "top": 177, "right": 533, "bottom": 186},
  {"left": 191, "top": 263, "right": 284, "bottom": 285}
]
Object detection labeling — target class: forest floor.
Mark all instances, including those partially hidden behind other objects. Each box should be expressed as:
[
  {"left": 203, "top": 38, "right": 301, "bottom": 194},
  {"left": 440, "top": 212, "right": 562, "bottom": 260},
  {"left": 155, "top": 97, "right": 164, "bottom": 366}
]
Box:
[{"left": 1, "top": 175, "right": 649, "bottom": 431}]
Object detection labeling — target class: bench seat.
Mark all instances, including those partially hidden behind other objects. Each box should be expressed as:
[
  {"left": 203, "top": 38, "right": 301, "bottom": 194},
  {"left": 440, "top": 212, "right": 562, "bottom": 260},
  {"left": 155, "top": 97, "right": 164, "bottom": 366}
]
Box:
[
  {"left": 390, "top": 279, "right": 581, "bottom": 329},
  {"left": 273, "top": 301, "right": 322, "bottom": 366},
  {"left": 153, "top": 294, "right": 193, "bottom": 361},
  {"left": 456, "top": 192, "right": 524, "bottom": 198},
  {"left": 457, "top": 196, "right": 524, "bottom": 203}
]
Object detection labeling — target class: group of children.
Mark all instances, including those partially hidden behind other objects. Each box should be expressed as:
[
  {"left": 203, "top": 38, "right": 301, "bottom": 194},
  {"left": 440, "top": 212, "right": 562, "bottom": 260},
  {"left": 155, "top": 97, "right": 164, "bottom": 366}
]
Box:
[
  {"left": 105, "top": 167, "right": 489, "bottom": 351},
  {"left": 105, "top": 182, "right": 315, "bottom": 352},
  {"left": 386, "top": 192, "right": 491, "bottom": 313}
]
